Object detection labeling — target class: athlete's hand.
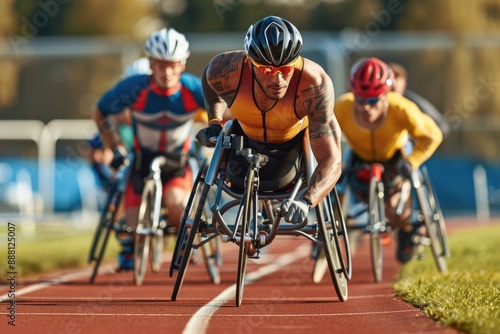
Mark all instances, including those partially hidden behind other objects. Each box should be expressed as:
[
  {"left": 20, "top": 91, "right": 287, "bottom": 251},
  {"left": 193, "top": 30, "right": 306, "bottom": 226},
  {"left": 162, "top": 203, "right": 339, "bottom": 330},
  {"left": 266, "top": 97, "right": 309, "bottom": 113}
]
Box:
[
  {"left": 280, "top": 199, "right": 311, "bottom": 225},
  {"left": 196, "top": 124, "right": 222, "bottom": 147},
  {"left": 397, "top": 159, "right": 413, "bottom": 179},
  {"left": 110, "top": 147, "right": 127, "bottom": 170}
]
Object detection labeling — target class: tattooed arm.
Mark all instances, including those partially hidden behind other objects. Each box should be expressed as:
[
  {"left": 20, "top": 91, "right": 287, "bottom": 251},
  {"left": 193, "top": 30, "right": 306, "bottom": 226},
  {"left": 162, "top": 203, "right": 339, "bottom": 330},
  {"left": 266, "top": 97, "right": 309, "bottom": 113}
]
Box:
[
  {"left": 296, "top": 59, "right": 342, "bottom": 207},
  {"left": 202, "top": 51, "right": 245, "bottom": 121}
]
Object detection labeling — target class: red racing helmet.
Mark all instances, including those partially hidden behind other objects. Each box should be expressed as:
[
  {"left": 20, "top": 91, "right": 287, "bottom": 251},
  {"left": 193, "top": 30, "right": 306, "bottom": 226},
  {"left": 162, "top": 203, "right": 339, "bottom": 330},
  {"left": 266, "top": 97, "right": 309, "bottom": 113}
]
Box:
[{"left": 349, "top": 57, "right": 394, "bottom": 98}]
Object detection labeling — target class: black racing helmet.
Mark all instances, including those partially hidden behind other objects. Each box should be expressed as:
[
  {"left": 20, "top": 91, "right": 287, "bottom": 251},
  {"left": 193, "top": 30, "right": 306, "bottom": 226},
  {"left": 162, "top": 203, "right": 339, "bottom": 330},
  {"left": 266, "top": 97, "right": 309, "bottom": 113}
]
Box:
[{"left": 244, "top": 16, "right": 303, "bottom": 66}]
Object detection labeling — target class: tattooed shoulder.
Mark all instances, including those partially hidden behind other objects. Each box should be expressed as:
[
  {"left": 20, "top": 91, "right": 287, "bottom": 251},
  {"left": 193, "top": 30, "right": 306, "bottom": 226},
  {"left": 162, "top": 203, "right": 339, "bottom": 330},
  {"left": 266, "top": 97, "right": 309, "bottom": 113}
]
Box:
[
  {"left": 208, "top": 52, "right": 243, "bottom": 81},
  {"left": 207, "top": 51, "right": 245, "bottom": 103},
  {"left": 297, "top": 82, "right": 334, "bottom": 117}
]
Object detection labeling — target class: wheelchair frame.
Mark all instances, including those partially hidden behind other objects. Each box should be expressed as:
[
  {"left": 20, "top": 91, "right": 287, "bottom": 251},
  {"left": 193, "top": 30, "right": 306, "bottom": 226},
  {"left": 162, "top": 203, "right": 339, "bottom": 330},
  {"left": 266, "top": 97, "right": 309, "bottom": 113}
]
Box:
[
  {"left": 341, "top": 163, "right": 389, "bottom": 283},
  {"left": 344, "top": 163, "right": 449, "bottom": 279},
  {"left": 135, "top": 155, "right": 222, "bottom": 286},
  {"left": 87, "top": 153, "right": 134, "bottom": 284},
  {"left": 88, "top": 152, "right": 222, "bottom": 285},
  {"left": 169, "top": 127, "right": 352, "bottom": 306},
  {"left": 134, "top": 156, "right": 168, "bottom": 285}
]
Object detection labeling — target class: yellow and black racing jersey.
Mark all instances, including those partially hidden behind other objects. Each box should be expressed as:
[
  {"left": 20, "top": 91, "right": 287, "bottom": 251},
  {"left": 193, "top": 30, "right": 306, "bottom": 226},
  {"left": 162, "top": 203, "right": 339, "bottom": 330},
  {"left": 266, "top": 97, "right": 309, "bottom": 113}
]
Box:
[
  {"left": 334, "top": 91, "right": 443, "bottom": 167},
  {"left": 229, "top": 56, "right": 307, "bottom": 144}
]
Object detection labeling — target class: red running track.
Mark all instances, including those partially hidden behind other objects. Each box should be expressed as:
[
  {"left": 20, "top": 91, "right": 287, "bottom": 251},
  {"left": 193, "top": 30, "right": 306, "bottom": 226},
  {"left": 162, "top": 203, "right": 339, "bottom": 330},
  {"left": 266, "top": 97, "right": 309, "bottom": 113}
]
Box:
[{"left": 0, "top": 219, "right": 473, "bottom": 334}]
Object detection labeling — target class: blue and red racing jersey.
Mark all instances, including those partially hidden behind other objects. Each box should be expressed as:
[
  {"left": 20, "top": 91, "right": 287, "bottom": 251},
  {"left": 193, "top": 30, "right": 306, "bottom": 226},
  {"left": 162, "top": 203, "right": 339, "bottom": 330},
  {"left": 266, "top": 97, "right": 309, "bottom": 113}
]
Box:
[{"left": 97, "top": 73, "right": 205, "bottom": 155}]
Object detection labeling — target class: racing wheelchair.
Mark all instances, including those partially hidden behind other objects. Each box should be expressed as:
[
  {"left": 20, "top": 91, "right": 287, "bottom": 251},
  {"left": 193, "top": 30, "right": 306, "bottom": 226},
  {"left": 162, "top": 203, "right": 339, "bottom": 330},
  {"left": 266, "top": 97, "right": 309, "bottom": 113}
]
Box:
[
  {"left": 88, "top": 152, "right": 222, "bottom": 285},
  {"left": 134, "top": 155, "right": 222, "bottom": 286},
  {"left": 169, "top": 123, "right": 352, "bottom": 306},
  {"left": 342, "top": 162, "right": 450, "bottom": 283}
]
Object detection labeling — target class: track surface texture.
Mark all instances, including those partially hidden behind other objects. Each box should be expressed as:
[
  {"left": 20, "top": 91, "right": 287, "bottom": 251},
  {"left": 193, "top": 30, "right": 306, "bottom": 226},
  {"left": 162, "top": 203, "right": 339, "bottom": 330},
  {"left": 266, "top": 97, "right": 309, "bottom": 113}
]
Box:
[{"left": 0, "top": 218, "right": 475, "bottom": 334}]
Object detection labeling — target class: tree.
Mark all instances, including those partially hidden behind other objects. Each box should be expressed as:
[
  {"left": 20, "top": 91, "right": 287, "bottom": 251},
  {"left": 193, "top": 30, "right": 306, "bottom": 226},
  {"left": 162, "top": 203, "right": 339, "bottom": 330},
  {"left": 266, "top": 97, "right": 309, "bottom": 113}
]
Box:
[{"left": 396, "top": 0, "right": 500, "bottom": 159}]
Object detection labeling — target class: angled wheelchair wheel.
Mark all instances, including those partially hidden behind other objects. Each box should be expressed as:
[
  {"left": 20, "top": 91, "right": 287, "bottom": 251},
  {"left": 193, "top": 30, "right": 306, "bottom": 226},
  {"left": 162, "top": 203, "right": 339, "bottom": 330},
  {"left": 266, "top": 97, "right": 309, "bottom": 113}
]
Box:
[
  {"left": 330, "top": 187, "right": 352, "bottom": 280},
  {"left": 170, "top": 159, "right": 208, "bottom": 278},
  {"left": 312, "top": 188, "right": 352, "bottom": 284},
  {"left": 88, "top": 192, "right": 113, "bottom": 265},
  {"left": 170, "top": 185, "right": 208, "bottom": 300},
  {"left": 89, "top": 209, "right": 115, "bottom": 284},
  {"left": 368, "top": 177, "right": 385, "bottom": 283},
  {"left": 171, "top": 162, "right": 210, "bottom": 301},
  {"left": 414, "top": 169, "right": 448, "bottom": 273},
  {"left": 134, "top": 179, "right": 155, "bottom": 286},
  {"left": 422, "top": 166, "right": 450, "bottom": 258},
  {"left": 317, "top": 198, "right": 348, "bottom": 302},
  {"left": 89, "top": 185, "right": 122, "bottom": 284},
  {"left": 236, "top": 170, "right": 254, "bottom": 307}
]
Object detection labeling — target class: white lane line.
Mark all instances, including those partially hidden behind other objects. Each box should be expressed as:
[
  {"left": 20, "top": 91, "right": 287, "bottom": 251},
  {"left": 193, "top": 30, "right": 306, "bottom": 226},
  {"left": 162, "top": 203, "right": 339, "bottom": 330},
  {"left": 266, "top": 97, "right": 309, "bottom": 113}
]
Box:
[
  {"left": 183, "top": 243, "right": 311, "bottom": 334},
  {"left": 0, "top": 281, "right": 53, "bottom": 302},
  {"left": 0, "top": 266, "right": 114, "bottom": 302},
  {"left": 0, "top": 310, "right": 415, "bottom": 317}
]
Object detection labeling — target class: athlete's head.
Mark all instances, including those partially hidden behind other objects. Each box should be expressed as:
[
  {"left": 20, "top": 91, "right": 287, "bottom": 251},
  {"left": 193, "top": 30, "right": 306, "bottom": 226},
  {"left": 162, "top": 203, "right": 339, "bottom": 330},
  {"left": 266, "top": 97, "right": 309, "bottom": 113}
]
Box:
[
  {"left": 387, "top": 62, "right": 407, "bottom": 95},
  {"left": 349, "top": 57, "right": 394, "bottom": 98},
  {"left": 122, "top": 57, "right": 152, "bottom": 78},
  {"left": 244, "top": 16, "right": 303, "bottom": 67},
  {"left": 145, "top": 28, "right": 189, "bottom": 90},
  {"left": 145, "top": 27, "right": 190, "bottom": 64}
]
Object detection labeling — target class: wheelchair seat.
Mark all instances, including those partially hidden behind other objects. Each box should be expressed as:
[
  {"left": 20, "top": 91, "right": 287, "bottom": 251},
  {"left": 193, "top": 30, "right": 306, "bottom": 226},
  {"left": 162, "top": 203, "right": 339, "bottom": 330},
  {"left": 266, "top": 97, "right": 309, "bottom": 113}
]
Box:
[{"left": 225, "top": 139, "right": 304, "bottom": 192}]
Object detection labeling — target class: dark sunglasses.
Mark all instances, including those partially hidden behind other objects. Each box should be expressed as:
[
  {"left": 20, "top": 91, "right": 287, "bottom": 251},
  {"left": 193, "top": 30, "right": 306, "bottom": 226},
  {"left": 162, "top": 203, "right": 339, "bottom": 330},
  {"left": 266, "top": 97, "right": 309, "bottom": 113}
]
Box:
[
  {"left": 355, "top": 95, "right": 380, "bottom": 105},
  {"left": 249, "top": 57, "right": 296, "bottom": 76}
]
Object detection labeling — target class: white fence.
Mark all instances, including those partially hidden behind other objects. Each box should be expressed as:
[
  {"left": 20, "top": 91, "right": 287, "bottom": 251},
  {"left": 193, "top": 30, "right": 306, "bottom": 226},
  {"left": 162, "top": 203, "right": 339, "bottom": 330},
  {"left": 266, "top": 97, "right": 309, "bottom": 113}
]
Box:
[{"left": 0, "top": 119, "right": 97, "bottom": 214}]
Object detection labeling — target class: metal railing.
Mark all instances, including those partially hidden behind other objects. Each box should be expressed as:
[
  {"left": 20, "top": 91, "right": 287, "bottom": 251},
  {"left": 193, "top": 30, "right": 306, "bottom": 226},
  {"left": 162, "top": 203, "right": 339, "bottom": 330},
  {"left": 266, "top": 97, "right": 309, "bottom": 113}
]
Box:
[{"left": 0, "top": 119, "right": 97, "bottom": 213}]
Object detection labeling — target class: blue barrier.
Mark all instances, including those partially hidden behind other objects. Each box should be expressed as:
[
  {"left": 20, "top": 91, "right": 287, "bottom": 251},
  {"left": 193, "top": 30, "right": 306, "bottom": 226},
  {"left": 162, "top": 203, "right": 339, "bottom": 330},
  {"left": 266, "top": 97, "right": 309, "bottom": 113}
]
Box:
[
  {"left": 424, "top": 156, "right": 500, "bottom": 215},
  {"left": 0, "top": 157, "right": 99, "bottom": 212}
]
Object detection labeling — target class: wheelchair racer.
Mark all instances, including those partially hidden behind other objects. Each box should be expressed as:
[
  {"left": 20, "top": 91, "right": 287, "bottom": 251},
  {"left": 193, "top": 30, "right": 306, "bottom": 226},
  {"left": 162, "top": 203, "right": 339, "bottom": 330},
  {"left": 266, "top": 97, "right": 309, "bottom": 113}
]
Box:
[
  {"left": 196, "top": 15, "right": 343, "bottom": 225},
  {"left": 334, "top": 57, "right": 443, "bottom": 263},
  {"left": 92, "top": 28, "right": 207, "bottom": 270},
  {"left": 84, "top": 57, "right": 151, "bottom": 189}
]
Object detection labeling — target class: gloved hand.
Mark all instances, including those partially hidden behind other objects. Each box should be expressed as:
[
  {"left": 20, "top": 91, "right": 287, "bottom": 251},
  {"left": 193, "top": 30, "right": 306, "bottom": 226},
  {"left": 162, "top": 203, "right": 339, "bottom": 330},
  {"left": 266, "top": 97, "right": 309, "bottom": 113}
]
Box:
[
  {"left": 280, "top": 198, "right": 311, "bottom": 225},
  {"left": 196, "top": 124, "right": 223, "bottom": 147},
  {"left": 397, "top": 159, "right": 413, "bottom": 179},
  {"left": 110, "top": 147, "right": 127, "bottom": 170}
]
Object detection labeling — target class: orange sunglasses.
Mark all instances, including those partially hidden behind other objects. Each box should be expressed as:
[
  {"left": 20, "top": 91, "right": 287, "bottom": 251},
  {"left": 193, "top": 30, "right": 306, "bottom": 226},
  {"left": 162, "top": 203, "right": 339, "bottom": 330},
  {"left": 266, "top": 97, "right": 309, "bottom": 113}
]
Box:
[{"left": 248, "top": 57, "right": 296, "bottom": 76}]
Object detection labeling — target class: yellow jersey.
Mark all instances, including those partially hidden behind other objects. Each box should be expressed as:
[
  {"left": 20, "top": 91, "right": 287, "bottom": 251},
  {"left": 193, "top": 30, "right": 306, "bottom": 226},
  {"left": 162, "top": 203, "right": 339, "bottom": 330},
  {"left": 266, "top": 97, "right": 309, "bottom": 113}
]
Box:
[
  {"left": 229, "top": 56, "right": 308, "bottom": 144},
  {"left": 334, "top": 92, "right": 442, "bottom": 167}
]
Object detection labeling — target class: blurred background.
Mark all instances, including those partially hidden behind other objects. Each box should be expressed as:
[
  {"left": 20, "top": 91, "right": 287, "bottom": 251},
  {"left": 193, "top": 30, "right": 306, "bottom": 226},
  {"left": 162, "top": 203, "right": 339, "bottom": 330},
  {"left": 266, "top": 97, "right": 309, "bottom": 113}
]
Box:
[{"left": 0, "top": 0, "right": 499, "bottom": 225}]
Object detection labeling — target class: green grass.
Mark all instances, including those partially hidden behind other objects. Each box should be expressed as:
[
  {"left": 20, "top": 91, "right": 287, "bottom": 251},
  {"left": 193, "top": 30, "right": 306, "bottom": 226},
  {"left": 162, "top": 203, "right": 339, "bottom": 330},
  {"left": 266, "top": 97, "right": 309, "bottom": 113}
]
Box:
[
  {"left": 394, "top": 222, "right": 500, "bottom": 334},
  {"left": 0, "top": 223, "right": 120, "bottom": 278}
]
